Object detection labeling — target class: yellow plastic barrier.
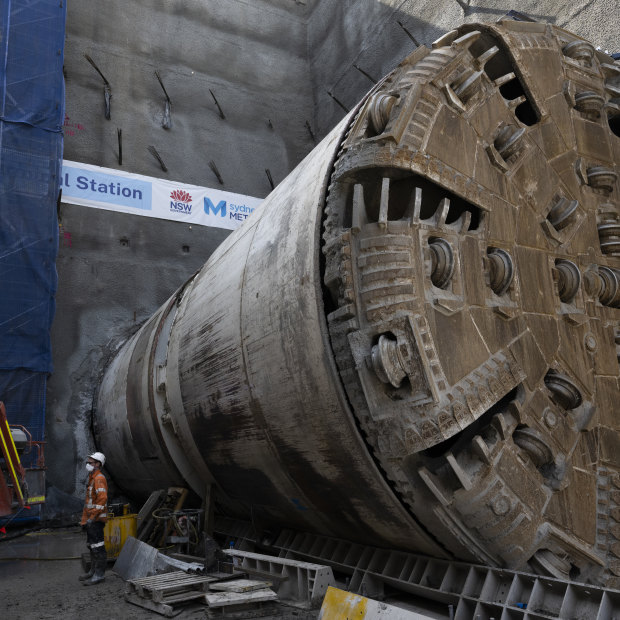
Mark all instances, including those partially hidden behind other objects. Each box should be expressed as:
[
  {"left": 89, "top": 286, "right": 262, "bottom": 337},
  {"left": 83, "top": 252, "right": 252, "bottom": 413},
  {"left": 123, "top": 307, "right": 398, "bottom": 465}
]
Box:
[{"left": 318, "top": 586, "right": 434, "bottom": 619}]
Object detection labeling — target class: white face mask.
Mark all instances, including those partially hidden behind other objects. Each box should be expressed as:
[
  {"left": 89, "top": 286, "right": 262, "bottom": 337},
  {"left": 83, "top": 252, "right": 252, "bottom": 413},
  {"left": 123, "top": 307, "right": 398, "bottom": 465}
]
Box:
[{"left": 86, "top": 464, "right": 94, "bottom": 472}]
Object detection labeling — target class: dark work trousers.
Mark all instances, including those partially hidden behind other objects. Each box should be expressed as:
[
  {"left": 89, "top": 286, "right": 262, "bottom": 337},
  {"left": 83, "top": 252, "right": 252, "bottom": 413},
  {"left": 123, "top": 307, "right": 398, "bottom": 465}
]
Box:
[{"left": 85, "top": 521, "right": 105, "bottom": 550}]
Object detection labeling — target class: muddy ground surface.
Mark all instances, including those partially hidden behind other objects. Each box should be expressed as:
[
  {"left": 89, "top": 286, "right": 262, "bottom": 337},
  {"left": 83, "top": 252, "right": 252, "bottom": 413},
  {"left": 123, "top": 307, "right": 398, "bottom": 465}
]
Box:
[{"left": 0, "top": 528, "right": 318, "bottom": 620}]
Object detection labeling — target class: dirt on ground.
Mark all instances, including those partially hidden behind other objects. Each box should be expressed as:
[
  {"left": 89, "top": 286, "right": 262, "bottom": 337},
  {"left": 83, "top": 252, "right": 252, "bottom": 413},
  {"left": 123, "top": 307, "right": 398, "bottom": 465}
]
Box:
[{"left": 0, "top": 528, "right": 318, "bottom": 620}]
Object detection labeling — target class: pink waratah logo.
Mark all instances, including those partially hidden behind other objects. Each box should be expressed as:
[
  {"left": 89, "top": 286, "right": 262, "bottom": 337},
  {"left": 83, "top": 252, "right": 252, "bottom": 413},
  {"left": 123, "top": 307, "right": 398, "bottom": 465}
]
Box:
[
  {"left": 170, "top": 189, "right": 193, "bottom": 214},
  {"left": 170, "top": 189, "right": 192, "bottom": 203}
]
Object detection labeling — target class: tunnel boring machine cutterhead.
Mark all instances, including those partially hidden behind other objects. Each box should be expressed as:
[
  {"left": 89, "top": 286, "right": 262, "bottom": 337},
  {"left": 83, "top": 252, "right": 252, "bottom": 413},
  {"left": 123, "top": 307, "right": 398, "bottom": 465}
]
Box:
[{"left": 96, "top": 20, "right": 620, "bottom": 586}]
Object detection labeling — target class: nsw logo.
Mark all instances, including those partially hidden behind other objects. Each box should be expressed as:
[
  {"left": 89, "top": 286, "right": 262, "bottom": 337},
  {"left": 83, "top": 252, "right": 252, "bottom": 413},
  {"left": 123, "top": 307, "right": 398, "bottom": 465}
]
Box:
[
  {"left": 170, "top": 189, "right": 193, "bottom": 214},
  {"left": 204, "top": 196, "right": 226, "bottom": 217}
]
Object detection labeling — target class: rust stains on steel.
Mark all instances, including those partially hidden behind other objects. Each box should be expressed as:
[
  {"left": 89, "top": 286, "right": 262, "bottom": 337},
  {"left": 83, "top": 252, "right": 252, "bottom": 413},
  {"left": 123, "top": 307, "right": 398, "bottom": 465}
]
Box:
[
  {"left": 208, "top": 160, "right": 224, "bottom": 185},
  {"left": 155, "top": 71, "right": 172, "bottom": 129},
  {"left": 84, "top": 53, "right": 112, "bottom": 120},
  {"left": 155, "top": 71, "right": 172, "bottom": 104},
  {"left": 209, "top": 89, "right": 226, "bottom": 120},
  {"left": 147, "top": 145, "right": 168, "bottom": 172},
  {"left": 265, "top": 168, "right": 274, "bottom": 190}
]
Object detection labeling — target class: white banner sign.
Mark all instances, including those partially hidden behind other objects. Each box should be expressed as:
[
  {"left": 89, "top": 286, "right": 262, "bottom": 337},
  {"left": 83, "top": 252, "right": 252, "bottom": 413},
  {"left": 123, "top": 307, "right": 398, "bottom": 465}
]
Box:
[{"left": 59, "top": 160, "right": 263, "bottom": 230}]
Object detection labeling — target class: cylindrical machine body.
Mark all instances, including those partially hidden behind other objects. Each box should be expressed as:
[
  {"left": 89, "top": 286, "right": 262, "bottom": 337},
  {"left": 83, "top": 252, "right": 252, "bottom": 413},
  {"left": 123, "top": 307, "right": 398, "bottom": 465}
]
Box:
[
  {"left": 96, "top": 117, "right": 445, "bottom": 556},
  {"left": 98, "top": 21, "right": 620, "bottom": 586}
]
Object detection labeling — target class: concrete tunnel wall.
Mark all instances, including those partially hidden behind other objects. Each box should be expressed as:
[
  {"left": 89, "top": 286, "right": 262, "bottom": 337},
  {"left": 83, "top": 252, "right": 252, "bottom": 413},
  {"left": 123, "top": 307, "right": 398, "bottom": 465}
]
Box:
[{"left": 45, "top": 0, "right": 620, "bottom": 522}]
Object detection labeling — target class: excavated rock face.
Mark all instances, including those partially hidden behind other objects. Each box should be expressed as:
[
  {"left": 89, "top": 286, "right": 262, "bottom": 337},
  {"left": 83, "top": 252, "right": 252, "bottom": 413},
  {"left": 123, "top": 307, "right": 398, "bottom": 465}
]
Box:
[{"left": 322, "top": 20, "right": 620, "bottom": 585}]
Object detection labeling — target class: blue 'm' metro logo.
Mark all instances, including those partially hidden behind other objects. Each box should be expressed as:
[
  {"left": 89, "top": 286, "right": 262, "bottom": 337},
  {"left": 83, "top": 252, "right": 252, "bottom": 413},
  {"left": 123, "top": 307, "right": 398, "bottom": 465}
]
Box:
[{"left": 204, "top": 197, "right": 226, "bottom": 217}]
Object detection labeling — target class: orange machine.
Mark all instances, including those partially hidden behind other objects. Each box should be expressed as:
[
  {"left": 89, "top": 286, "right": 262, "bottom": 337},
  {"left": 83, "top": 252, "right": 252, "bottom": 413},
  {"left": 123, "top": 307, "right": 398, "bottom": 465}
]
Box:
[{"left": 0, "top": 401, "right": 45, "bottom": 520}]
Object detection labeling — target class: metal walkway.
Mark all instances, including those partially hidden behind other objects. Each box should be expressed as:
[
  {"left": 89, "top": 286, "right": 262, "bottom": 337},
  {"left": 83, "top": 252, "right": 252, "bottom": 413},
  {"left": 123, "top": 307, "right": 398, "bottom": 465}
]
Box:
[{"left": 215, "top": 517, "right": 620, "bottom": 619}]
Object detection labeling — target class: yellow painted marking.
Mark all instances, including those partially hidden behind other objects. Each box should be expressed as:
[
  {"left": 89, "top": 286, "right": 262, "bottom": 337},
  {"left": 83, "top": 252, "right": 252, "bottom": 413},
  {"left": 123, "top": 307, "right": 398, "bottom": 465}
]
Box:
[
  {"left": 26, "top": 496, "right": 45, "bottom": 504},
  {"left": 6, "top": 422, "right": 22, "bottom": 464},
  {"left": 319, "top": 586, "right": 369, "bottom": 619},
  {"left": 0, "top": 426, "right": 23, "bottom": 501}
]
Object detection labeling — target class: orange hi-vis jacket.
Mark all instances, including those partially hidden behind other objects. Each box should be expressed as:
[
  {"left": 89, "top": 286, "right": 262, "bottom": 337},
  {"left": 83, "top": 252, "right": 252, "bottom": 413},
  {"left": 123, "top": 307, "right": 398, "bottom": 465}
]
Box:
[{"left": 80, "top": 469, "right": 108, "bottom": 525}]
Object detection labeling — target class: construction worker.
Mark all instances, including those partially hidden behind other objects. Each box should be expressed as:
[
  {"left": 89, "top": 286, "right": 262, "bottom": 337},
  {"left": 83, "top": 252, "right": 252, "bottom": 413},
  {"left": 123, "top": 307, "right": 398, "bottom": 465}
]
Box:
[{"left": 78, "top": 451, "right": 108, "bottom": 586}]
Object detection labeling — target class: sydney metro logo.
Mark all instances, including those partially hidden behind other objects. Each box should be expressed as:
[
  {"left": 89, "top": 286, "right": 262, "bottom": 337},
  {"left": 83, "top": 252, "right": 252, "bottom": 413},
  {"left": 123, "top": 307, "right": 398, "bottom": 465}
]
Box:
[
  {"left": 170, "top": 189, "right": 193, "bottom": 214},
  {"left": 204, "top": 196, "right": 226, "bottom": 217}
]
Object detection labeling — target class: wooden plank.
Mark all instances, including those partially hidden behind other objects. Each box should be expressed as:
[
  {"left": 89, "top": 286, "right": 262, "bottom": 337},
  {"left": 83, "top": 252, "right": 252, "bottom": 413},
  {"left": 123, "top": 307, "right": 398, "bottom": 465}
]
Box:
[
  {"left": 155, "top": 576, "right": 215, "bottom": 589},
  {"left": 152, "top": 590, "right": 169, "bottom": 604},
  {"left": 162, "top": 590, "right": 210, "bottom": 604},
  {"left": 130, "top": 571, "right": 188, "bottom": 586},
  {"left": 125, "top": 592, "right": 181, "bottom": 617},
  {"left": 130, "top": 578, "right": 185, "bottom": 592},
  {"left": 152, "top": 581, "right": 213, "bottom": 603},
  {"left": 130, "top": 570, "right": 190, "bottom": 583},
  {"left": 127, "top": 571, "right": 216, "bottom": 604},
  {"left": 154, "top": 587, "right": 206, "bottom": 604},
  {"left": 205, "top": 589, "right": 278, "bottom": 608},
  {"left": 130, "top": 571, "right": 213, "bottom": 587},
  {"left": 210, "top": 578, "right": 273, "bottom": 593}
]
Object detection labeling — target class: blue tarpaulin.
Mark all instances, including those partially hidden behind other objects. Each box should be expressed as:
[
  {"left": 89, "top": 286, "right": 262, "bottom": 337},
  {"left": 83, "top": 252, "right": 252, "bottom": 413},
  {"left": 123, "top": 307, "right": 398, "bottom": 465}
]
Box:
[{"left": 0, "top": 0, "right": 66, "bottom": 508}]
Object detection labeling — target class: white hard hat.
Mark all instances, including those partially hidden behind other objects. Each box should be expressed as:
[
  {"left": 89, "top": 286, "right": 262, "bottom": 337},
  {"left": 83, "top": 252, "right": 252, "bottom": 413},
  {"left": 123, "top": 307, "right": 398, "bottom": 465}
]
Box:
[{"left": 88, "top": 451, "right": 106, "bottom": 467}]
